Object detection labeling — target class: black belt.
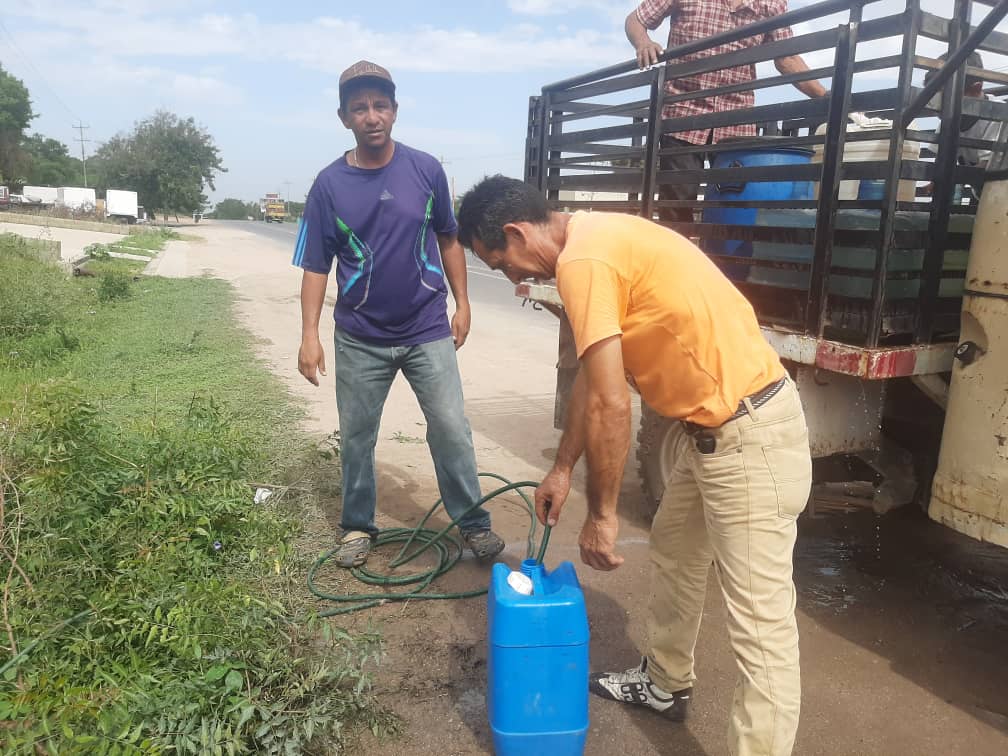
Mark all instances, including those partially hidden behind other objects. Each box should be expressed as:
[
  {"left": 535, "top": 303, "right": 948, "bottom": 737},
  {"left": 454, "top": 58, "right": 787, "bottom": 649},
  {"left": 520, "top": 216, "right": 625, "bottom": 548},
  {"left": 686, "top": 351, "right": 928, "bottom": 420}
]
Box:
[{"left": 682, "top": 376, "right": 787, "bottom": 437}]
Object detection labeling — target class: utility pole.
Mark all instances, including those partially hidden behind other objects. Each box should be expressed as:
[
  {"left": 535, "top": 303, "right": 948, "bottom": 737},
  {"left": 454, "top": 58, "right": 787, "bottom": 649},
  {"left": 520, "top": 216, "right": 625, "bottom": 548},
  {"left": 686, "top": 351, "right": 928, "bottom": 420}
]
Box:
[
  {"left": 438, "top": 155, "right": 455, "bottom": 208},
  {"left": 73, "top": 122, "right": 90, "bottom": 187},
  {"left": 282, "top": 180, "right": 292, "bottom": 214}
]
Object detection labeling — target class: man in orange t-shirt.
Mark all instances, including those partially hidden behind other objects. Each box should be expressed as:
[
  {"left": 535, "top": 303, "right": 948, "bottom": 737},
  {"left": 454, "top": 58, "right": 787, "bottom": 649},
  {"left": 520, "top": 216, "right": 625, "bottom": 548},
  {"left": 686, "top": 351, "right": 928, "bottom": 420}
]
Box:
[{"left": 458, "top": 175, "right": 811, "bottom": 756}]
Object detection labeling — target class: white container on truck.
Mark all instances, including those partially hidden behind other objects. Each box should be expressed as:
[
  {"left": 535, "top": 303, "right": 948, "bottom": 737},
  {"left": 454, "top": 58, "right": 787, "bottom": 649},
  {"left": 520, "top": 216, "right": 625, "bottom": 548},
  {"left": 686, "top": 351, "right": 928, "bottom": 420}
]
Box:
[
  {"left": 106, "top": 189, "right": 139, "bottom": 222},
  {"left": 57, "top": 187, "right": 97, "bottom": 211},
  {"left": 22, "top": 186, "right": 59, "bottom": 205}
]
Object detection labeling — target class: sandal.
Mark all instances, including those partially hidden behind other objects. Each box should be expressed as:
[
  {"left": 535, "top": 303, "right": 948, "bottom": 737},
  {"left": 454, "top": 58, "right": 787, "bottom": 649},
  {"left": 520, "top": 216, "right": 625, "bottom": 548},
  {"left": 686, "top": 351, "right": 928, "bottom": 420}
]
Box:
[
  {"left": 337, "top": 531, "right": 373, "bottom": 568},
  {"left": 460, "top": 528, "right": 505, "bottom": 560}
]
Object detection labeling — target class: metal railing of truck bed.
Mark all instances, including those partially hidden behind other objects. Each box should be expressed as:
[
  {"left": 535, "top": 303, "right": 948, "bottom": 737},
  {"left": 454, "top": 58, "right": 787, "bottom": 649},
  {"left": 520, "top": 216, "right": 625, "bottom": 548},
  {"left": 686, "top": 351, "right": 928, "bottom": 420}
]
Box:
[{"left": 524, "top": 0, "right": 1008, "bottom": 349}]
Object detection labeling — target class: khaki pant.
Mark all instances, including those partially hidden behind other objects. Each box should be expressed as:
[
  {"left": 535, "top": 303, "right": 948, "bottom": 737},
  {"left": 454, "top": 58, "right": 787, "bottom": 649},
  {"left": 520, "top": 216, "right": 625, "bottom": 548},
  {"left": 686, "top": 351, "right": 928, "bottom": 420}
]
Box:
[{"left": 647, "top": 378, "right": 812, "bottom": 756}]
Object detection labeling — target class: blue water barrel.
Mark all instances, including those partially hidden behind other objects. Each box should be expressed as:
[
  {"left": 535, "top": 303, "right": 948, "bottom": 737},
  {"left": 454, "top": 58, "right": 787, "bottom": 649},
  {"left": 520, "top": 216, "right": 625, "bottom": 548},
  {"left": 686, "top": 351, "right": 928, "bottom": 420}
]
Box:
[
  {"left": 857, "top": 179, "right": 885, "bottom": 200},
  {"left": 701, "top": 144, "right": 814, "bottom": 281},
  {"left": 487, "top": 559, "right": 589, "bottom": 756}
]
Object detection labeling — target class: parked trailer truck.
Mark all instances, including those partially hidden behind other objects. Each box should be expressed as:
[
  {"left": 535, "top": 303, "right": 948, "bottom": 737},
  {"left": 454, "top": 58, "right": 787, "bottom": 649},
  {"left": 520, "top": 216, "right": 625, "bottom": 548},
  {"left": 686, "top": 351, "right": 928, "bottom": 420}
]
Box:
[
  {"left": 22, "top": 186, "right": 58, "bottom": 205},
  {"left": 57, "top": 187, "right": 97, "bottom": 212},
  {"left": 105, "top": 189, "right": 139, "bottom": 223},
  {"left": 517, "top": 0, "right": 1008, "bottom": 546}
]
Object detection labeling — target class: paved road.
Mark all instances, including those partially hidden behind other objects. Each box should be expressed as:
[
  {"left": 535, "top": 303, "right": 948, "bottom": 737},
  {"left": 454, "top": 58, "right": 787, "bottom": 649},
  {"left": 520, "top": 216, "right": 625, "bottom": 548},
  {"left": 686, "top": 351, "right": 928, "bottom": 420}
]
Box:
[{"left": 219, "top": 219, "right": 549, "bottom": 320}]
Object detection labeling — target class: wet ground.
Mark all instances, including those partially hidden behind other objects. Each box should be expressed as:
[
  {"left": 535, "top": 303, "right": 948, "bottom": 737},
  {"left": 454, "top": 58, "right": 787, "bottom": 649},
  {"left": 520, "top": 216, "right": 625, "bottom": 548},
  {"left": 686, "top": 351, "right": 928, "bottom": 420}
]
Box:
[
  {"left": 798, "top": 502, "right": 1008, "bottom": 629},
  {"left": 793, "top": 502, "right": 1008, "bottom": 744},
  {"left": 342, "top": 488, "right": 1008, "bottom": 756}
]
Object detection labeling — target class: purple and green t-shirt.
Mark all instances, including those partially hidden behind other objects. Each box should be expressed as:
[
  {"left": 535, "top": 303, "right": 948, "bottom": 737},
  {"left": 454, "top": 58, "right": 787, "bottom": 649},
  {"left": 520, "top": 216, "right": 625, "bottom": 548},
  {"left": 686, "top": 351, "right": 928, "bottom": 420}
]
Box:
[{"left": 292, "top": 142, "right": 456, "bottom": 346}]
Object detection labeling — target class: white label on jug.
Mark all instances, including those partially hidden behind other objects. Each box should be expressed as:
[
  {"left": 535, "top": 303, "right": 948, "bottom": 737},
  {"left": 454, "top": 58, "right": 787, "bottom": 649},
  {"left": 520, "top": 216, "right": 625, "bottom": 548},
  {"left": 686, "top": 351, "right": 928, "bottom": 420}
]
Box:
[{"left": 507, "top": 571, "right": 534, "bottom": 596}]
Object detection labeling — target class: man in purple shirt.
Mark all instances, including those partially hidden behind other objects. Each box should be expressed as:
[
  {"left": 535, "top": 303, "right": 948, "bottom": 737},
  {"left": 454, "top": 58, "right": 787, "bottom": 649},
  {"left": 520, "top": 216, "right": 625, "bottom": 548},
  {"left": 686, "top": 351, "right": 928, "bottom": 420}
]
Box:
[{"left": 294, "top": 60, "right": 504, "bottom": 567}]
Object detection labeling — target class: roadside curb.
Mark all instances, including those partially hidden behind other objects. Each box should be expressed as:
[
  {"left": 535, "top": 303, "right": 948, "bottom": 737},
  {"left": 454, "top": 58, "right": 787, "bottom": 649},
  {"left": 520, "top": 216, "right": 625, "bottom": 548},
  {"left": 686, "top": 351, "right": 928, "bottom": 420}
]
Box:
[
  {"left": 0, "top": 211, "right": 141, "bottom": 235},
  {"left": 141, "top": 250, "right": 164, "bottom": 276}
]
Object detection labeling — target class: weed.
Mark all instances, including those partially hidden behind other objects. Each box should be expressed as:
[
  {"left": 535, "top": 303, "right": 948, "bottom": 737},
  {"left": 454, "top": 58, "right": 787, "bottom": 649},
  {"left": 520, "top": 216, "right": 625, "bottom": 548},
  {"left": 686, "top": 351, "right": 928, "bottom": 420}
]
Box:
[
  {"left": 85, "top": 242, "right": 112, "bottom": 259},
  {"left": 114, "top": 229, "right": 181, "bottom": 254},
  {"left": 0, "top": 239, "right": 73, "bottom": 340},
  {"left": 1, "top": 328, "right": 80, "bottom": 369},
  {"left": 391, "top": 431, "right": 424, "bottom": 444},
  {"left": 97, "top": 271, "right": 132, "bottom": 302},
  {"left": 317, "top": 431, "right": 342, "bottom": 462},
  {"left": 1, "top": 383, "right": 390, "bottom": 752},
  {"left": 0, "top": 246, "right": 395, "bottom": 753}
]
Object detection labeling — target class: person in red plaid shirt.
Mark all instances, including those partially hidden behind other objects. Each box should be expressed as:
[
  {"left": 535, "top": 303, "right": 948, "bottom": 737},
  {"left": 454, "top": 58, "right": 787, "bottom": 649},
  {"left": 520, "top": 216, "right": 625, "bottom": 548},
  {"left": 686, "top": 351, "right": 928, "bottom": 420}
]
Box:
[{"left": 625, "top": 0, "right": 827, "bottom": 224}]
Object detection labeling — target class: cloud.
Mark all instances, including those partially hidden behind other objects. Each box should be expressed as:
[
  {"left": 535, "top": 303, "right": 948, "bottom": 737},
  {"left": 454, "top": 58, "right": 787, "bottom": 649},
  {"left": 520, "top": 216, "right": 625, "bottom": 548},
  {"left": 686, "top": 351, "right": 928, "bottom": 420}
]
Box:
[
  {"left": 19, "top": 54, "right": 245, "bottom": 120},
  {"left": 277, "top": 19, "right": 628, "bottom": 74},
  {"left": 169, "top": 73, "right": 244, "bottom": 106},
  {"left": 5, "top": 2, "right": 631, "bottom": 74},
  {"left": 5, "top": 2, "right": 250, "bottom": 57},
  {"left": 508, "top": 0, "right": 634, "bottom": 23}
]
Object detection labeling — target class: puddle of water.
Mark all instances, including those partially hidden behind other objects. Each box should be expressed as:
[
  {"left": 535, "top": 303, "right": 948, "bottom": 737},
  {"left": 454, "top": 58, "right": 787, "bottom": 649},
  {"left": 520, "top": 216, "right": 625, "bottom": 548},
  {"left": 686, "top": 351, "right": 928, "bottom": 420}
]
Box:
[{"left": 795, "top": 506, "right": 1008, "bottom": 628}]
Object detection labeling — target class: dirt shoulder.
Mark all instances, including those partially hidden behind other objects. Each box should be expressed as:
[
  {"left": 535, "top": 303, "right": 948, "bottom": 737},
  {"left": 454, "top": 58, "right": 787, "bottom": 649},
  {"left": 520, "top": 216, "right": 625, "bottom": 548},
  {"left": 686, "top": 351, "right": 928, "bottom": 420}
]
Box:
[{"left": 153, "top": 220, "right": 1008, "bottom": 756}]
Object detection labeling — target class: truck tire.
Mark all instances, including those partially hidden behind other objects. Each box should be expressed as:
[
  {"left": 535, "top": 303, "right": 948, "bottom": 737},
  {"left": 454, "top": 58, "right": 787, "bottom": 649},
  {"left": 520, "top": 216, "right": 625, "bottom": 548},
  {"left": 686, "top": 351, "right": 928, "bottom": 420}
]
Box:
[{"left": 635, "top": 405, "right": 677, "bottom": 524}]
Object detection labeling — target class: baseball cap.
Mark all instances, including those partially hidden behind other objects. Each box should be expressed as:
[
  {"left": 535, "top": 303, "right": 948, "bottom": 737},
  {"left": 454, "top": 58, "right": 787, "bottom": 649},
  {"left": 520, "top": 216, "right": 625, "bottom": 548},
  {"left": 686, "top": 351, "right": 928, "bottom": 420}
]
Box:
[{"left": 339, "top": 60, "right": 396, "bottom": 104}]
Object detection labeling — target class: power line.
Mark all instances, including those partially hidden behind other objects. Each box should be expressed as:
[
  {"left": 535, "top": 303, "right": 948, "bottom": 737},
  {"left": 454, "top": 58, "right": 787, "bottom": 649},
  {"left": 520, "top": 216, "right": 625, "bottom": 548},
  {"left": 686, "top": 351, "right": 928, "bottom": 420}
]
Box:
[{"left": 0, "top": 19, "right": 81, "bottom": 122}]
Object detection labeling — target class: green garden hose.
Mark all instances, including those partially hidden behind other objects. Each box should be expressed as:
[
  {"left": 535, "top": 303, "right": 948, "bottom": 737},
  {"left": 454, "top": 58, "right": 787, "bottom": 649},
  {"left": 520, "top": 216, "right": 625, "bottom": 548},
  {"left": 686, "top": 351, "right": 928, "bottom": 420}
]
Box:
[{"left": 307, "top": 473, "right": 550, "bottom": 617}]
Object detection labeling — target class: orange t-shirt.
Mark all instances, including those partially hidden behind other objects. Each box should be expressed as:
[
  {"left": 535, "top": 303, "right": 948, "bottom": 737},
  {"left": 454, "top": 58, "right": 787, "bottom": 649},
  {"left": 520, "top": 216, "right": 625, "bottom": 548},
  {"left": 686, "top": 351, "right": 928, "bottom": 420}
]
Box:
[{"left": 556, "top": 211, "right": 784, "bottom": 427}]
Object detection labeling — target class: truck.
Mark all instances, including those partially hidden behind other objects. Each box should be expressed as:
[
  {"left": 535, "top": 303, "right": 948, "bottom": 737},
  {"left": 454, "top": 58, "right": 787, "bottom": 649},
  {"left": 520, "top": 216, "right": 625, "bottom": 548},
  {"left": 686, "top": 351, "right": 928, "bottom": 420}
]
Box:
[
  {"left": 105, "top": 189, "right": 139, "bottom": 223},
  {"left": 22, "top": 186, "right": 58, "bottom": 206},
  {"left": 57, "top": 187, "right": 97, "bottom": 212},
  {"left": 261, "top": 193, "right": 286, "bottom": 223},
  {"left": 517, "top": 0, "right": 1008, "bottom": 547}
]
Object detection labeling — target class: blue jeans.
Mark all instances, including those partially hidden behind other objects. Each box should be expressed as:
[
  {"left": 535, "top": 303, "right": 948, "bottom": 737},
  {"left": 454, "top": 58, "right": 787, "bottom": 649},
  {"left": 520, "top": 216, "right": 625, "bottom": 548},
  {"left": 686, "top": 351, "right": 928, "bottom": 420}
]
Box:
[{"left": 333, "top": 327, "right": 491, "bottom": 536}]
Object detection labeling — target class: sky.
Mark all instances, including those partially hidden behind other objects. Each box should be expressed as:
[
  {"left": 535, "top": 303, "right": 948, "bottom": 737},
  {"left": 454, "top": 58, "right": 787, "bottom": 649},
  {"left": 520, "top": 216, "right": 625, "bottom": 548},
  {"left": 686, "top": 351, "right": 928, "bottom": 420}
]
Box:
[{"left": 2, "top": 0, "right": 1007, "bottom": 207}]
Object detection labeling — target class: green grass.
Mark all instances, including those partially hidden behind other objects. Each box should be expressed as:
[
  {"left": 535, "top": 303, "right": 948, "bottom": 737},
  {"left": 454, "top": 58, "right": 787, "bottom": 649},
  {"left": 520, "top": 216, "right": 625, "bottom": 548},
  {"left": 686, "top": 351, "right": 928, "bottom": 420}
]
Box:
[
  {"left": 0, "top": 239, "right": 394, "bottom": 754},
  {"left": 1, "top": 273, "right": 300, "bottom": 428},
  {"left": 83, "top": 228, "right": 183, "bottom": 260}
]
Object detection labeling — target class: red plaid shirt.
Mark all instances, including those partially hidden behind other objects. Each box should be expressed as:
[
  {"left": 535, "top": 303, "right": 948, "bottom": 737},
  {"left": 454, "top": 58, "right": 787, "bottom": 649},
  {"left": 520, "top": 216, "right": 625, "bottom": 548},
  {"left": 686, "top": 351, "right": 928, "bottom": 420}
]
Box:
[{"left": 635, "top": 0, "right": 793, "bottom": 145}]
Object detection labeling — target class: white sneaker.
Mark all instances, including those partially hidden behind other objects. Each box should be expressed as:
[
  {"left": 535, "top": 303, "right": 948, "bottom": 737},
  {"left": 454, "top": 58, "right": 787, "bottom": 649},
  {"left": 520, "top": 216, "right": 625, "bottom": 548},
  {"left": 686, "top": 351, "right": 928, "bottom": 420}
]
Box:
[{"left": 589, "top": 657, "right": 692, "bottom": 721}]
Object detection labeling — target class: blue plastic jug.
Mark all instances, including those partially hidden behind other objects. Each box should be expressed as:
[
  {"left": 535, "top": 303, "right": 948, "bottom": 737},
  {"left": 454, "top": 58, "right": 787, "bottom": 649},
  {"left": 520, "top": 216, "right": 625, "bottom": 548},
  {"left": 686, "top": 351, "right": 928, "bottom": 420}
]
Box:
[{"left": 487, "top": 558, "right": 590, "bottom": 755}]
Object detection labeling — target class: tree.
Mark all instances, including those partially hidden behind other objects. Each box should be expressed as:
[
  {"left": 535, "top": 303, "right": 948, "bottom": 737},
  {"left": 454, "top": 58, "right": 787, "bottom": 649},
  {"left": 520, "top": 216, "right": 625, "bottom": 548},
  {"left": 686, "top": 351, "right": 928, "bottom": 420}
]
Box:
[
  {"left": 21, "top": 134, "right": 82, "bottom": 186},
  {"left": 0, "top": 64, "right": 35, "bottom": 184},
  {"left": 213, "top": 198, "right": 252, "bottom": 220},
  {"left": 91, "top": 110, "right": 225, "bottom": 219}
]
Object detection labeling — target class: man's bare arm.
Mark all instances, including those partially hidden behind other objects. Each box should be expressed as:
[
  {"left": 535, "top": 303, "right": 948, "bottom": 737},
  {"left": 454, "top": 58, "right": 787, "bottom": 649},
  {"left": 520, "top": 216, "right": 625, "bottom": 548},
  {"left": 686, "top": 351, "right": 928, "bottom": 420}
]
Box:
[
  {"left": 298, "top": 271, "right": 329, "bottom": 386},
  {"left": 625, "top": 10, "right": 664, "bottom": 69},
  {"left": 578, "top": 335, "right": 631, "bottom": 571},
  {"left": 580, "top": 336, "right": 632, "bottom": 522},
  {"left": 437, "top": 232, "right": 472, "bottom": 349},
  {"left": 536, "top": 368, "right": 588, "bottom": 525},
  {"left": 775, "top": 54, "right": 828, "bottom": 98}
]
